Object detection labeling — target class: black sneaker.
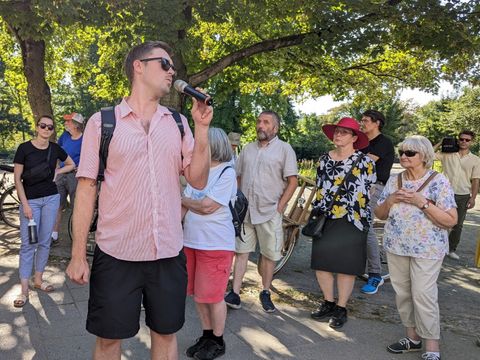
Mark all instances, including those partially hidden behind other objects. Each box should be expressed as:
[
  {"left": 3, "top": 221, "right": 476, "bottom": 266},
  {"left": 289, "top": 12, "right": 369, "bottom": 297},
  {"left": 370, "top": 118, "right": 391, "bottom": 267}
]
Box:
[
  {"left": 387, "top": 337, "right": 423, "bottom": 353},
  {"left": 186, "top": 337, "right": 210, "bottom": 358},
  {"left": 224, "top": 290, "right": 241, "bottom": 309},
  {"left": 259, "top": 290, "right": 276, "bottom": 313},
  {"left": 193, "top": 339, "right": 226, "bottom": 360},
  {"left": 311, "top": 301, "right": 336, "bottom": 320},
  {"left": 328, "top": 306, "right": 347, "bottom": 329}
]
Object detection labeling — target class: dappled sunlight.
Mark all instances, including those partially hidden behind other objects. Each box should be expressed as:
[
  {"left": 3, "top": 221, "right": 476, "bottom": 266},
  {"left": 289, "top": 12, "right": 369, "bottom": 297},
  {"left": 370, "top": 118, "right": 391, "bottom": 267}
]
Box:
[{"left": 238, "top": 326, "right": 295, "bottom": 358}]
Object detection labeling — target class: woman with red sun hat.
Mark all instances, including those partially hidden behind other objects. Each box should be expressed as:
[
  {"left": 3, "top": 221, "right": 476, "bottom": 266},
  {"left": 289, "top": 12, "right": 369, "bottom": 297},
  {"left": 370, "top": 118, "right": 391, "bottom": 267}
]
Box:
[{"left": 309, "top": 117, "right": 377, "bottom": 329}]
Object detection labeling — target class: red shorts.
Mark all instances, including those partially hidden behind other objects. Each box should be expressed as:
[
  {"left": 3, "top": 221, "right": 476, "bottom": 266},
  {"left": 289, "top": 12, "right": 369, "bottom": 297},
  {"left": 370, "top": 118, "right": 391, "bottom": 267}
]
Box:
[{"left": 184, "top": 247, "right": 234, "bottom": 303}]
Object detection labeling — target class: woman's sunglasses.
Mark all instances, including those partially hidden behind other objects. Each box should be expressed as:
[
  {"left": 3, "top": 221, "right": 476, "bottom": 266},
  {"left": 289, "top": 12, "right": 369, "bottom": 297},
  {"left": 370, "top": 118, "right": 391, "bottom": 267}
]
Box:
[
  {"left": 38, "top": 123, "right": 54, "bottom": 131},
  {"left": 398, "top": 150, "right": 418, "bottom": 157},
  {"left": 139, "top": 57, "right": 176, "bottom": 73}
]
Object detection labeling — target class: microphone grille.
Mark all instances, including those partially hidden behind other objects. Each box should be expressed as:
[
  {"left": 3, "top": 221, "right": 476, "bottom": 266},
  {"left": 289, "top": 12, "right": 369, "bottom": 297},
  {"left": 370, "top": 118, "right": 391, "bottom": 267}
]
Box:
[{"left": 174, "top": 80, "right": 188, "bottom": 93}]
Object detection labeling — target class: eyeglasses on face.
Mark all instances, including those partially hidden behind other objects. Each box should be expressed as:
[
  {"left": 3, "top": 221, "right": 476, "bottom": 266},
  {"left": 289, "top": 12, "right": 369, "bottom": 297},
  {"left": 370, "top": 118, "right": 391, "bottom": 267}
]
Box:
[
  {"left": 334, "top": 127, "right": 354, "bottom": 136},
  {"left": 139, "top": 57, "right": 176, "bottom": 73},
  {"left": 398, "top": 150, "right": 418, "bottom": 157},
  {"left": 458, "top": 137, "right": 472, "bottom": 142},
  {"left": 38, "top": 123, "right": 54, "bottom": 131}
]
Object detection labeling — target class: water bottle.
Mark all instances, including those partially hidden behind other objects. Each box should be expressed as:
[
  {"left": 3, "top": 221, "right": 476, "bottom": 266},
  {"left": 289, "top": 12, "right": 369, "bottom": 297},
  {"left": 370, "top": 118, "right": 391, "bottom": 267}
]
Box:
[{"left": 28, "top": 219, "right": 38, "bottom": 244}]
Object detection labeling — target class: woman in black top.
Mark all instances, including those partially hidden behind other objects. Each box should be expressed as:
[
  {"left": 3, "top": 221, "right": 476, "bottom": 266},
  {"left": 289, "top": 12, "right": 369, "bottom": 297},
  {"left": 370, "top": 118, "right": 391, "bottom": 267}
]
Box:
[{"left": 13, "top": 115, "right": 75, "bottom": 307}]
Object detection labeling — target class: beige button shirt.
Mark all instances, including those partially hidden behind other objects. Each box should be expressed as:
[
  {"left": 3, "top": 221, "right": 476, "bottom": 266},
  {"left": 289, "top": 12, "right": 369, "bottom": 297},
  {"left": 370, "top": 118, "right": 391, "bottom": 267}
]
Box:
[
  {"left": 236, "top": 137, "right": 298, "bottom": 224},
  {"left": 436, "top": 152, "right": 480, "bottom": 195}
]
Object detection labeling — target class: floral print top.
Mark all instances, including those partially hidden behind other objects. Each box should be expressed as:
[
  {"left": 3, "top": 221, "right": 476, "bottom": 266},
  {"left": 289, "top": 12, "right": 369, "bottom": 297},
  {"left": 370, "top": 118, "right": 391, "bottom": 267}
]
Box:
[
  {"left": 313, "top": 151, "right": 377, "bottom": 232},
  {"left": 378, "top": 170, "right": 456, "bottom": 260}
]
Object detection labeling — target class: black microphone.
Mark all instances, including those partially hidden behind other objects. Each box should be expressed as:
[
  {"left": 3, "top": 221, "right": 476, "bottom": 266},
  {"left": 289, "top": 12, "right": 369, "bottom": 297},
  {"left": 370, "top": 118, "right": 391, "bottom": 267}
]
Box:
[{"left": 174, "top": 80, "right": 213, "bottom": 106}]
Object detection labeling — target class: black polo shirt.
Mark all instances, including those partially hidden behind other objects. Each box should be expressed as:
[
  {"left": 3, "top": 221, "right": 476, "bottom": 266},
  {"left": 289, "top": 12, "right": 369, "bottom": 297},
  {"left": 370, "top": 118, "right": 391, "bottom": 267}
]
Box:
[{"left": 361, "top": 133, "right": 394, "bottom": 184}]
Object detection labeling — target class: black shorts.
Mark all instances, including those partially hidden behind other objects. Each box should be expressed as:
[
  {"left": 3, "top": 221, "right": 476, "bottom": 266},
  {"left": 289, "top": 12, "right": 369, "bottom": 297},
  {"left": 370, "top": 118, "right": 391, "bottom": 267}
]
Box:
[{"left": 86, "top": 246, "right": 187, "bottom": 339}]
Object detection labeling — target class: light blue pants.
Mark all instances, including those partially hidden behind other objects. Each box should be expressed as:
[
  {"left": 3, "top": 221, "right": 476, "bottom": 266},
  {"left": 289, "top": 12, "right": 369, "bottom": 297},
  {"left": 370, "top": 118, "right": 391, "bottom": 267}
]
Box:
[
  {"left": 19, "top": 194, "right": 60, "bottom": 280},
  {"left": 366, "top": 183, "right": 383, "bottom": 274}
]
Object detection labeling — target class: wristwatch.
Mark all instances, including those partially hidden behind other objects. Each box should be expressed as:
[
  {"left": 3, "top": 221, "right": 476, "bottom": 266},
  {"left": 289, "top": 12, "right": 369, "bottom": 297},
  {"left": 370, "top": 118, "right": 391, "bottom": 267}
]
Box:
[{"left": 421, "top": 202, "right": 430, "bottom": 210}]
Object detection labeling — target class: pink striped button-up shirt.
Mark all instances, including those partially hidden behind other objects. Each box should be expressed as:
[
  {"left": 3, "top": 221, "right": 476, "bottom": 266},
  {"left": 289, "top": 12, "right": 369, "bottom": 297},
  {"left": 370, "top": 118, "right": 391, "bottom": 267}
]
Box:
[{"left": 77, "top": 99, "right": 194, "bottom": 261}]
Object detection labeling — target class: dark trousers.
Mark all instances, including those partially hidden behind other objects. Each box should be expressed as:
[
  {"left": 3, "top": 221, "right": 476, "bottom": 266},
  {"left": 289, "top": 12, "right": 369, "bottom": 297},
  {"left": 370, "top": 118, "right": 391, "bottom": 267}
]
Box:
[{"left": 449, "top": 194, "right": 470, "bottom": 252}]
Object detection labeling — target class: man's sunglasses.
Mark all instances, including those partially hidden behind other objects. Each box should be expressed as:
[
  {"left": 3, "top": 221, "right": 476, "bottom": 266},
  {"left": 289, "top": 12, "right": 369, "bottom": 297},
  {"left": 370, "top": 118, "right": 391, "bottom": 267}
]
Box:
[
  {"left": 139, "top": 57, "right": 176, "bottom": 73},
  {"left": 459, "top": 137, "right": 472, "bottom": 142},
  {"left": 398, "top": 150, "right": 418, "bottom": 157},
  {"left": 38, "top": 123, "right": 54, "bottom": 131}
]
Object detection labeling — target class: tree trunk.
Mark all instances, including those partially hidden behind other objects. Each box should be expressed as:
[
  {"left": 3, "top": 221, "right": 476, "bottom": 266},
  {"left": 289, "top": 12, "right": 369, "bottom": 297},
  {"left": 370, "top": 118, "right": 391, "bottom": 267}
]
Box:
[{"left": 17, "top": 36, "right": 53, "bottom": 121}]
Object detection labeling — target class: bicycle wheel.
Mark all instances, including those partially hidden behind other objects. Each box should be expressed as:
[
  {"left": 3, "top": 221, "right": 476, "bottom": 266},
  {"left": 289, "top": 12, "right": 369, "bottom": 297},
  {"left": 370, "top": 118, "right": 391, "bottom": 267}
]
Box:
[
  {"left": 68, "top": 210, "right": 97, "bottom": 256},
  {"left": 0, "top": 185, "right": 20, "bottom": 229},
  {"left": 256, "top": 225, "right": 299, "bottom": 276},
  {"left": 361, "top": 224, "right": 389, "bottom": 281}
]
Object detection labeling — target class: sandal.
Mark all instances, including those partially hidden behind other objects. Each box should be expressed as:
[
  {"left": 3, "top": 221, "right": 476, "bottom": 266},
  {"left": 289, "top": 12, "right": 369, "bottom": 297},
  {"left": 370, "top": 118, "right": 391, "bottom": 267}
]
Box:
[
  {"left": 33, "top": 281, "right": 54, "bottom": 293},
  {"left": 13, "top": 294, "right": 28, "bottom": 308}
]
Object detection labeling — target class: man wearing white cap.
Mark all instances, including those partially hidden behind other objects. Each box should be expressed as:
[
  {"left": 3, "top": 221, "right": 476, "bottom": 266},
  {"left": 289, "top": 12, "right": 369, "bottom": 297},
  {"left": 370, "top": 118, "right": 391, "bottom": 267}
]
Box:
[{"left": 51, "top": 112, "right": 84, "bottom": 245}]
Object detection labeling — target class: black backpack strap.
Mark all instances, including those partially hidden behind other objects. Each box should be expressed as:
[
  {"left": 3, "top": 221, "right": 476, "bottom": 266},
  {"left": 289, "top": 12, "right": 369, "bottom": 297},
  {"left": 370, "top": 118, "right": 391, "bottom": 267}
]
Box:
[
  {"left": 98, "top": 106, "right": 116, "bottom": 182},
  {"left": 168, "top": 107, "right": 185, "bottom": 139}
]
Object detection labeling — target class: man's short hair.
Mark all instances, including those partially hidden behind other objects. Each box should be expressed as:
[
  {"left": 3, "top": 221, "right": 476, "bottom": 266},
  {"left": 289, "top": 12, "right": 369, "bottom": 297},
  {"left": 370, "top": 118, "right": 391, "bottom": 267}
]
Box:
[
  {"left": 124, "top": 41, "right": 173, "bottom": 84},
  {"left": 459, "top": 129, "right": 475, "bottom": 140},
  {"left": 362, "top": 109, "right": 385, "bottom": 130},
  {"left": 259, "top": 110, "right": 281, "bottom": 130}
]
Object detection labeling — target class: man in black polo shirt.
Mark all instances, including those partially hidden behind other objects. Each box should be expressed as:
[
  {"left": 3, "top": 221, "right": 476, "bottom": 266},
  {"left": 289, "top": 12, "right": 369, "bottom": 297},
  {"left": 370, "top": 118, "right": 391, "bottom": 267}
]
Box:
[{"left": 360, "top": 110, "right": 394, "bottom": 294}]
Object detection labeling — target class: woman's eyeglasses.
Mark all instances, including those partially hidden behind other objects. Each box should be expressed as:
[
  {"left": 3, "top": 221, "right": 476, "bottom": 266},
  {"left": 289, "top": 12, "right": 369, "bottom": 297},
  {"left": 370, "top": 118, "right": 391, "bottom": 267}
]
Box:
[
  {"left": 459, "top": 137, "right": 472, "bottom": 142},
  {"left": 398, "top": 150, "right": 418, "bottom": 157},
  {"left": 334, "top": 128, "right": 354, "bottom": 136},
  {"left": 38, "top": 123, "right": 54, "bottom": 131},
  {"left": 139, "top": 57, "right": 176, "bottom": 73}
]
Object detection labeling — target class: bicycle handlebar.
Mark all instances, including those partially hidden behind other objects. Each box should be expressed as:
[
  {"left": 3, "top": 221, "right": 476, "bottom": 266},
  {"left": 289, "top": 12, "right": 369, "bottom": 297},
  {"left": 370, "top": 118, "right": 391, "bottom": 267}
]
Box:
[{"left": 0, "top": 164, "right": 14, "bottom": 173}]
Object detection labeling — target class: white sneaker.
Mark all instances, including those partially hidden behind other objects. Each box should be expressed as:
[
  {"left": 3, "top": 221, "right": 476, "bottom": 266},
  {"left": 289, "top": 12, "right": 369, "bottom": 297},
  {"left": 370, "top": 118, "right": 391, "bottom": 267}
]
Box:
[{"left": 448, "top": 252, "right": 460, "bottom": 260}]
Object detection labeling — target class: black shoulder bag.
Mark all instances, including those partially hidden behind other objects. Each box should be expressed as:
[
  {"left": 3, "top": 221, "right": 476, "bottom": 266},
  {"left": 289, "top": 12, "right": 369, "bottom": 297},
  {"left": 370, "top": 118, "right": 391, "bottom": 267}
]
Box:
[{"left": 302, "top": 153, "right": 365, "bottom": 237}]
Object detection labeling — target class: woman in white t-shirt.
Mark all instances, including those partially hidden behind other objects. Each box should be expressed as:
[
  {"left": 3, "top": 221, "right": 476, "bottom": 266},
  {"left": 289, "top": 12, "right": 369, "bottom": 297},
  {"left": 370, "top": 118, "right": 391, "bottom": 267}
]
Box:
[{"left": 182, "top": 128, "right": 237, "bottom": 360}]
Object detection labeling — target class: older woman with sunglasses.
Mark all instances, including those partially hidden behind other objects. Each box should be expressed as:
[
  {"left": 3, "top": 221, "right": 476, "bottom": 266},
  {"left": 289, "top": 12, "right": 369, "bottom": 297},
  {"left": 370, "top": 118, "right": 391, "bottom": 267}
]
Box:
[
  {"left": 375, "top": 135, "right": 457, "bottom": 360},
  {"left": 310, "top": 117, "right": 376, "bottom": 329},
  {"left": 13, "top": 115, "right": 75, "bottom": 307}
]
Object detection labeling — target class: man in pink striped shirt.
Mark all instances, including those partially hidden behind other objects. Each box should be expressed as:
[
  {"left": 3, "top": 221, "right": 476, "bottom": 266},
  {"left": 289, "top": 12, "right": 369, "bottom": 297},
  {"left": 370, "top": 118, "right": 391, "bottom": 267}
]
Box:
[{"left": 66, "top": 41, "right": 212, "bottom": 360}]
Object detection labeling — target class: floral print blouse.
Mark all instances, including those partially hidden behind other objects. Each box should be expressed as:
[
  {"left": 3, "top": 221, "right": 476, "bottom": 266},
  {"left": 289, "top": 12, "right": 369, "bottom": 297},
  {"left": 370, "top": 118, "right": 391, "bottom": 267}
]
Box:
[
  {"left": 313, "top": 151, "right": 377, "bottom": 232},
  {"left": 378, "top": 170, "right": 456, "bottom": 260}
]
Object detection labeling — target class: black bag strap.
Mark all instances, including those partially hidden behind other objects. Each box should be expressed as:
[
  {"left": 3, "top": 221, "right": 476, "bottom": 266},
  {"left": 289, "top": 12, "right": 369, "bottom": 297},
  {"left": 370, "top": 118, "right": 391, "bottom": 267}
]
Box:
[
  {"left": 46, "top": 142, "right": 52, "bottom": 163},
  {"left": 98, "top": 106, "right": 116, "bottom": 183},
  {"left": 398, "top": 171, "right": 438, "bottom": 191},
  {"left": 167, "top": 107, "right": 185, "bottom": 139},
  {"left": 324, "top": 153, "right": 365, "bottom": 212}
]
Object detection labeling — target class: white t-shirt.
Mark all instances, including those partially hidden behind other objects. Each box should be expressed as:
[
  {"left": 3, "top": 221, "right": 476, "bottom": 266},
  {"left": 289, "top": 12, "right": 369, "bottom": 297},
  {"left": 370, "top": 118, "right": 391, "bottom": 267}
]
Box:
[{"left": 183, "top": 163, "right": 237, "bottom": 251}]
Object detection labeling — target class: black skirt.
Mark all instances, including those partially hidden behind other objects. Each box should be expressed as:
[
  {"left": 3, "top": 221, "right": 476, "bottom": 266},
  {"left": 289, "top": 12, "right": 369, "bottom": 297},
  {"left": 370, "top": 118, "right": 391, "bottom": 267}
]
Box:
[{"left": 310, "top": 217, "right": 367, "bottom": 275}]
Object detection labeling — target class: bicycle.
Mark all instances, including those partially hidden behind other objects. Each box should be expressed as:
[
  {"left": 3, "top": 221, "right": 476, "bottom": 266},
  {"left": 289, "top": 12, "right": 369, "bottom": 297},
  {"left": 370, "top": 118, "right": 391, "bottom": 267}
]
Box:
[
  {"left": 0, "top": 164, "right": 20, "bottom": 229},
  {"left": 255, "top": 175, "right": 316, "bottom": 275}
]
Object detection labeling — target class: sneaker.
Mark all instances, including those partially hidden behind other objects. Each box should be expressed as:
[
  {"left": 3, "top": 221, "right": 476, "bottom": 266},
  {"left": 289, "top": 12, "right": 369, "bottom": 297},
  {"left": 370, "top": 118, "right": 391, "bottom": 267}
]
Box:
[
  {"left": 311, "top": 301, "right": 336, "bottom": 320},
  {"left": 259, "top": 290, "right": 276, "bottom": 313},
  {"left": 448, "top": 252, "right": 460, "bottom": 260},
  {"left": 422, "top": 352, "right": 441, "bottom": 360},
  {"left": 387, "top": 337, "right": 422, "bottom": 353},
  {"left": 361, "top": 276, "right": 384, "bottom": 294},
  {"left": 224, "top": 290, "right": 241, "bottom": 309},
  {"left": 186, "top": 337, "right": 210, "bottom": 358},
  {"left": 328, "top": 306, "right": 347, "bottom": 329},
  {"left": 193, "top": 339, "right": 226, "bottom": 360}
]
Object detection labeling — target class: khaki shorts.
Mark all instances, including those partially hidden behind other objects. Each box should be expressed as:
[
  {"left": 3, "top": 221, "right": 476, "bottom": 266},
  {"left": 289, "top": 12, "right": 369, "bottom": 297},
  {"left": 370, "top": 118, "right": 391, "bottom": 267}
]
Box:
[{"left": 236, "top": 211, "right": 284, "bottom": 261}]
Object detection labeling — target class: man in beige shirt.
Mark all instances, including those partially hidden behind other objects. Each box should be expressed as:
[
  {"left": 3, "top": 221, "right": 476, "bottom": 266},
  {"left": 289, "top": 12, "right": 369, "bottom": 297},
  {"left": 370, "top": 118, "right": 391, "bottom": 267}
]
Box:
[
  {"left": 224, "top": 111, "right": 298, "bottom": 313},
  {"left": 435, "top": 130, "right": 480, "bottom": 260}
]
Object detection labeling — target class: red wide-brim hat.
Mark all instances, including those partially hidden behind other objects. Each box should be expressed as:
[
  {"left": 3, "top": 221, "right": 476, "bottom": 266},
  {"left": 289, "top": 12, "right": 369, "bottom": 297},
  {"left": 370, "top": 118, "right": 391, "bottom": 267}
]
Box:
[{"left": 322, "top": 117, "right": 369, "bottom": 150}]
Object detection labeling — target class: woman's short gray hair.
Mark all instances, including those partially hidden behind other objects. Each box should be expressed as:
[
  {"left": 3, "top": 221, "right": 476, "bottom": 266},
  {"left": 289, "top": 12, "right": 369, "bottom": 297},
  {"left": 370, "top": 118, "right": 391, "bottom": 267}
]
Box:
[
  {"left": 398, "top": 135, "right": 435, "bottom": 168},
  {"left": 209, "top": 127, "right": 233, "bottom": 163}
]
